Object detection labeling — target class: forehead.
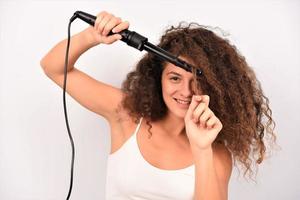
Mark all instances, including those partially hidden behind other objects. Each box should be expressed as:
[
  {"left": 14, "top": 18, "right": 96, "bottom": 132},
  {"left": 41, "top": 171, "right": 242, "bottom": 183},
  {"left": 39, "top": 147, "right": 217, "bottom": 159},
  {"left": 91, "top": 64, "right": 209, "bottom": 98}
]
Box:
[{"left": 163, "top": 62, "right": 194, "bottom": 79}]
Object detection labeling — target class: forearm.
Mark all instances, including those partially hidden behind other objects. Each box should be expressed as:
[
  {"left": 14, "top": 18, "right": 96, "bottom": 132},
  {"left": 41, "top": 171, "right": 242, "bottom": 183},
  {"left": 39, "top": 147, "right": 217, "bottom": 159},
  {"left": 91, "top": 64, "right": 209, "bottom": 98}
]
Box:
[
  {"left": 191, "top": 146, "right": 225, "bottom": 200},
  {"left": 40, "top": 27, "right": 97, "bottom": 75}
]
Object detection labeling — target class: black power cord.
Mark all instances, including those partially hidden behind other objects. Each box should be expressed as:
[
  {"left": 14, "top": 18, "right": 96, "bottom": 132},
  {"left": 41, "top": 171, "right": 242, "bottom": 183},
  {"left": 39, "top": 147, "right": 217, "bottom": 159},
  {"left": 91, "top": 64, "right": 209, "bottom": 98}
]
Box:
[
  {"left": 63, "top": 10, "right": 203, "bottom": 200},
  {"left": 63, "top": 19, "right": 75, "bottom": 200}
]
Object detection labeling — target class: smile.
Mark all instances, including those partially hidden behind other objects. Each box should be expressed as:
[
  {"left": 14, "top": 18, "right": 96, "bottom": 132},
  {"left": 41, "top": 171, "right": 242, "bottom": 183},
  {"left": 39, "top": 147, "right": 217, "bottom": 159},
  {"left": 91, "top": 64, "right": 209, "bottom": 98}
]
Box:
[{"left": 174, "top": 98, "right": 191, "bottom": 105}]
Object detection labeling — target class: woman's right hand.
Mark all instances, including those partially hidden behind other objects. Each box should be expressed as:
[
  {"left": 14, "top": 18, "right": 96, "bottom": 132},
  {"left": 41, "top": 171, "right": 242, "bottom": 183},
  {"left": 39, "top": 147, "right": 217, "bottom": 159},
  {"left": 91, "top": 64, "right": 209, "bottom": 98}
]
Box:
[{"left": 86, "top": 11, "right": 129, "bottom": 46}]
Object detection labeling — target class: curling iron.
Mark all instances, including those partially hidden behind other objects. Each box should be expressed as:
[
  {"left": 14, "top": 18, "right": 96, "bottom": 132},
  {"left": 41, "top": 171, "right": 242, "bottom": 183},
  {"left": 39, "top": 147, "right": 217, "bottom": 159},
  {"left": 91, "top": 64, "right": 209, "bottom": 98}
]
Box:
[{"left": 70, "top": 11, "right": 202, "bottom": 76}]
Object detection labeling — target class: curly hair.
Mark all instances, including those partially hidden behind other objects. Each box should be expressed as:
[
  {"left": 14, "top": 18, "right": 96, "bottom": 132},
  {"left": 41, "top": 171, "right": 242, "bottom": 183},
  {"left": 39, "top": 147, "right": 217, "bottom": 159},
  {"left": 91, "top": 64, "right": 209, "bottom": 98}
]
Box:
[{"left": 119, "top": 22, "right": 277, "bottom": 180}]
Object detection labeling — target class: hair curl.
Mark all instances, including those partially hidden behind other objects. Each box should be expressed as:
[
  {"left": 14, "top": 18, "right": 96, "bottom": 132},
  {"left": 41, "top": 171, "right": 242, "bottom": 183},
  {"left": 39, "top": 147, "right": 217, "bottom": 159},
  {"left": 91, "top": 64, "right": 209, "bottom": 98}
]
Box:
[{"left": 120, "top": 22, "right": 277, "bottom": 180}]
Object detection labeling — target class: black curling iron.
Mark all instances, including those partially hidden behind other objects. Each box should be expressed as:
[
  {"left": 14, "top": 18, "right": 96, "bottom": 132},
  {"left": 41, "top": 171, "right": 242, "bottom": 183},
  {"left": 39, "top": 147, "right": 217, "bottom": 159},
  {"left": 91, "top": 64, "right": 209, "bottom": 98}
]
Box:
[{"left": 70, "top": 11, "right": 202, "bottom": 76}]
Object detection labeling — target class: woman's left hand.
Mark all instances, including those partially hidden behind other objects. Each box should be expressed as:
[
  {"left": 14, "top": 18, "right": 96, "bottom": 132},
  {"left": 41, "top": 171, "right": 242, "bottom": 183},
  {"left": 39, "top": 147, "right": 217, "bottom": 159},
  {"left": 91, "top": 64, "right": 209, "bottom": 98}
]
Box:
[{"left": 184, "top": 95, "right": 223, "bottom": 150}]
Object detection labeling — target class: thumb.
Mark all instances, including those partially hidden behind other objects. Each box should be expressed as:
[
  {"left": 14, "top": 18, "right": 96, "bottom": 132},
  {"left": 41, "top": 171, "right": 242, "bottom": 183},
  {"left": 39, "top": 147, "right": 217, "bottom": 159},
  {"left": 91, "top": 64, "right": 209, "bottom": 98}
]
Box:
[{"left": 185, "top": 95, "right": 202, "bottom": 121}]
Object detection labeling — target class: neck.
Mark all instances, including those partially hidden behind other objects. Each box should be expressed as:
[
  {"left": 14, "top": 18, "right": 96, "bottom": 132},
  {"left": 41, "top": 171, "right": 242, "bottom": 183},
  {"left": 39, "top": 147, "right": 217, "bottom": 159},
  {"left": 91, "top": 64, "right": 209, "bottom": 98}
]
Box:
[{"left": 155, "top": 112, "right": 186, "bottom": 138}]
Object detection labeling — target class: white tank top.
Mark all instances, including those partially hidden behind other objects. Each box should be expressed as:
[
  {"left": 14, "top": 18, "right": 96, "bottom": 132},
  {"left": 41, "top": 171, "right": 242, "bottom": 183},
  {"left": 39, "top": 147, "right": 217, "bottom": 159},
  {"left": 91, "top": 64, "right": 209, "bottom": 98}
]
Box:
[{"left": 105, "top": 117, "right": 195, "bottom": 200}]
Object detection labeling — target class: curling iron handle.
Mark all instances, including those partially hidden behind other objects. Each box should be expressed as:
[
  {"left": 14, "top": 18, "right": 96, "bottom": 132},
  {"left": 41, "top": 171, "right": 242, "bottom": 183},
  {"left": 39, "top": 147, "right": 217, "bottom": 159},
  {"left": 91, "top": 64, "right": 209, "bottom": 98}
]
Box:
[{"left": 72, "top": 11, "right": 147, "bottom": 50}]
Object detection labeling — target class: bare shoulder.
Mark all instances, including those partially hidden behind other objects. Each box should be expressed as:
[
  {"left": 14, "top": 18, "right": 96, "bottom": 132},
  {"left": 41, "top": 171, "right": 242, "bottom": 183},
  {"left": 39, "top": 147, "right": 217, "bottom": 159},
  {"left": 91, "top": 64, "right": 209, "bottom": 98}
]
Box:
[{"left": 212, "top": 142, "right": 233, "bottom": 185}]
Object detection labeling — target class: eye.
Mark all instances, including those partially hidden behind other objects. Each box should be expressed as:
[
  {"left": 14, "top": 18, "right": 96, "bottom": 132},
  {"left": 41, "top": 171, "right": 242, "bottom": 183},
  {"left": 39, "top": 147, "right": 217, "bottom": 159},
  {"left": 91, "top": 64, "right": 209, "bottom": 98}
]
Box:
[{"left": 170, "top": 76, "right": 180, "bottom": 82}]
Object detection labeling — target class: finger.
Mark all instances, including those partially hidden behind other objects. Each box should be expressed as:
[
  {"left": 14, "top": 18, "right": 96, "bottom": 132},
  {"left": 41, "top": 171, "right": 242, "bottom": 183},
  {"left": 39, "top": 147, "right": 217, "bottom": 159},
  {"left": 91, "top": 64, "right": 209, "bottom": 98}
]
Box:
[
  {"left": 102, "top": 17, "right": 122, "bottom": 36},
  {"left": 199, "top": 109, "right": 214, "bottom": 125},
  {"left": 192, "top": 102, "right": 206, "bottom": 123},
  {"left": 201, "top": 95, "right": 210, "bottom": 107},
  {"left": 112, "top": 20, "right": 130, "bottom": 33},
  {"left": 185, "top": 95, "right": 202, "bottom": 121},
  {"left": 94, "top": 11, "right": 107, "bottom": 31},
  {"left": 97, "top": 14, "right": 113, "bottom": 36},
  {"left": 206, "top": 117, "right": 217, "bottom": 129},
  {"left": 99, "top": 14, "right": 113, "bottom": 35},
  {"left": 191, "top": 95, "right": 210, "bottom": 122},
  {"left": 103, "top": 34, "right": 122, "bottom": 44}
]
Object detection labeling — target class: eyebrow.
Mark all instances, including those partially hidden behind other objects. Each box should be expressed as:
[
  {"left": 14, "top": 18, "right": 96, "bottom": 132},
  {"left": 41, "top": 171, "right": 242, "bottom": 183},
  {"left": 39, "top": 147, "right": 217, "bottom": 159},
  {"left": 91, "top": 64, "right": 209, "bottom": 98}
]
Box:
[{"left": 167, "top": 71, "right": 182, "bottom": 76}]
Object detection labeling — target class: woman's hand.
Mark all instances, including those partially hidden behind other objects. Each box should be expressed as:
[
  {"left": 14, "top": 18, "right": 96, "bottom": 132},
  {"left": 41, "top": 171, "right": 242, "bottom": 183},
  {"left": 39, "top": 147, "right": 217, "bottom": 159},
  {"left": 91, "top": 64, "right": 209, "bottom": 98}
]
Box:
[
  {"left": 184, "top": 95, "right": 223, "bottom": 150},
  {"left": 86, "top": 11, "right": 130, "bottom": 45}
]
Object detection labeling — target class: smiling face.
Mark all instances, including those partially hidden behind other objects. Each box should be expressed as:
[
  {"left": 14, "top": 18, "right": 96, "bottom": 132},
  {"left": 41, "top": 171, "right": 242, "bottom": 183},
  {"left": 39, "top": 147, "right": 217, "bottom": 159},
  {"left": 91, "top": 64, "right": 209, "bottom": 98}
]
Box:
[{"left": 161, "top": 61, "right": 201, "bottom": 119}]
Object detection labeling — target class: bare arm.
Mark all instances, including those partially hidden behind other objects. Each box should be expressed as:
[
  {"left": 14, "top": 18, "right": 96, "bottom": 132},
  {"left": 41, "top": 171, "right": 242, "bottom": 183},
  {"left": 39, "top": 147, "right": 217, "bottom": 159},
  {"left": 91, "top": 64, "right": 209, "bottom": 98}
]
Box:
[
  {"left": 191, "top": 144, "right": 232, "bottom": 200},
  {"left": 40, "top": 11, "right": 129, "bottom": 121},
  {"left": 40, "top": 26, "right": 98, "bottom": 75}
]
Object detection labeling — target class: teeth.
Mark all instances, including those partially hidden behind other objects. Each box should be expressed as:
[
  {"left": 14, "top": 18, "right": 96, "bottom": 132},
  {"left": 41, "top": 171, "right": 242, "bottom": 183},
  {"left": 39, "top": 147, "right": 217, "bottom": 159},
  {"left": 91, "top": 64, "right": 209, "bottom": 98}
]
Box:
[{"left": 175, "top": 98, "right": 191, "bottom": 105}]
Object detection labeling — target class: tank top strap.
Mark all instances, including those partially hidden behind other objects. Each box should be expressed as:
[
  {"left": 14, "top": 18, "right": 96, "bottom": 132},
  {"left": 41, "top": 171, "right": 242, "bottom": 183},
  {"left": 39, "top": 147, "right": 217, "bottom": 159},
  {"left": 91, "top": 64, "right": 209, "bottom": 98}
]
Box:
[
  {"left": 122, "top": 117, "right": 143, "bottom": 147},
  {"left": 122, "top": 117, "right": 143, "bottom": 154},
  {"left": 108, "top": 117, "right": 143, "bottom": 157},
  {"left": 132, "top": 117, "right": 143, "bottom": 136}
]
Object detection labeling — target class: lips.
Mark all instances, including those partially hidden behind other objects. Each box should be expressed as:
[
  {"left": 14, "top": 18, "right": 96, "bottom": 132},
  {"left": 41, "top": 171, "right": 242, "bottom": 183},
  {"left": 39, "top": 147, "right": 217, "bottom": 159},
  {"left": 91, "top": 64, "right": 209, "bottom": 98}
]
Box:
[{"left": 174, "top": 98, "right": 191, "bottom": 105}]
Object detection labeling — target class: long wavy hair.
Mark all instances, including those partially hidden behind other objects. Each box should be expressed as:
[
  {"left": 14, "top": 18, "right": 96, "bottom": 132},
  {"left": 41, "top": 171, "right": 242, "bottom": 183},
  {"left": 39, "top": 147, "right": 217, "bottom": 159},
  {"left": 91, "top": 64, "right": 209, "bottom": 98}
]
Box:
[{"left": 119, "top": 22, "right": 277, "bottom": 180}]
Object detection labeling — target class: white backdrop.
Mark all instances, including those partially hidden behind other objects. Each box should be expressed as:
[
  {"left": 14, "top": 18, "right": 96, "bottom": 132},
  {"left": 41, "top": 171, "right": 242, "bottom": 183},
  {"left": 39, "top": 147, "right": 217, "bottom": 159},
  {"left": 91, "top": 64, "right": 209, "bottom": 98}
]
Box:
[{"left": 0, "top": 0, "right": 299, "bottom": 199}]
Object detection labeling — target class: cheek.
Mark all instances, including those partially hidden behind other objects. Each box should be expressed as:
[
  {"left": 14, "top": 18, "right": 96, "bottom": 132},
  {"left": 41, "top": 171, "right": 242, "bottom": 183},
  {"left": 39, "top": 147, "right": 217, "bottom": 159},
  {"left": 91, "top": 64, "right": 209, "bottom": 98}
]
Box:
[{"left": 162, "top": 81, "right": 176, "bottom": 97}]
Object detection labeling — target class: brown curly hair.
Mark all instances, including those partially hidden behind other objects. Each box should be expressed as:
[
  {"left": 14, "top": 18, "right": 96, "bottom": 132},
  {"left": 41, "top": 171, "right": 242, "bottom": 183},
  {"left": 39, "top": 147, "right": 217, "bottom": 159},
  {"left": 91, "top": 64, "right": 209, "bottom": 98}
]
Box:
[{"left": 119, "top": 22, "right": 277, "bottom": 180}]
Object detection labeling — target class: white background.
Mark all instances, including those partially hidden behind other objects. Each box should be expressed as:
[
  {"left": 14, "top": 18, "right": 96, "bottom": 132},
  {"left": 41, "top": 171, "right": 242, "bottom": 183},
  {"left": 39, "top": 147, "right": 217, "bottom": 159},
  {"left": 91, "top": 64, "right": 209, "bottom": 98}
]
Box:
[{"left": 0, "top": 0, "right": 299, "bottom": 199}]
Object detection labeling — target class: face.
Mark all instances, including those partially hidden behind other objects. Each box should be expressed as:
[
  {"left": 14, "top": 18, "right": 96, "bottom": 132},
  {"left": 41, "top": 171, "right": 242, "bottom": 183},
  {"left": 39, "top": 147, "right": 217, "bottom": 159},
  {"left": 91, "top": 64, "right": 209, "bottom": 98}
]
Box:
[{"left": 161, "top": 61, "right": 200, "bottom": 119}]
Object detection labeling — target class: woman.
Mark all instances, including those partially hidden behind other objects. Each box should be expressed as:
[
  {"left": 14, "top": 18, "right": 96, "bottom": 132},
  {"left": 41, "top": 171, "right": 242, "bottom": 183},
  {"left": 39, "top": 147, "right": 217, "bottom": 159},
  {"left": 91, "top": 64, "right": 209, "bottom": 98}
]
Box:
[{"left": 40, "top": 11, "right": 277, "bottom": 200}]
